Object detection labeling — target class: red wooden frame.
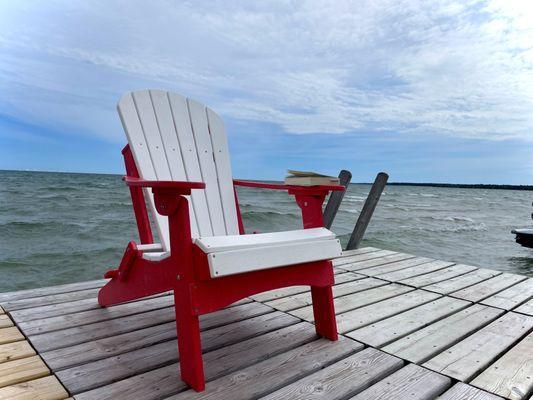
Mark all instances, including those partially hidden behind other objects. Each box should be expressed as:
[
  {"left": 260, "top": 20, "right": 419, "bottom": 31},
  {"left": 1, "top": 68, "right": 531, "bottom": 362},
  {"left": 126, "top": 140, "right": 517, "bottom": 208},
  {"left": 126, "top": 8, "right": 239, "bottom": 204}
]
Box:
[{"left": 98, "top": 144, "right": 344, "bottom": 391}]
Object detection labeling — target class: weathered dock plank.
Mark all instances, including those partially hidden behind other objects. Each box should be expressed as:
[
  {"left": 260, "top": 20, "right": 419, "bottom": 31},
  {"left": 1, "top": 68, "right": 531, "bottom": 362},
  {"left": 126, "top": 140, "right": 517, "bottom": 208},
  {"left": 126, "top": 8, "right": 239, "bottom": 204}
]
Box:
[
  {"left": 0, "top": 327, "right": 24, "bottom": 345},
  {"left": 267, "top": 277, "right": 387, "bottom": 312},
  {"left": 0, "top": 375, "right": 68, "bottom": 400},
  {"left": 400, "top": 264, "right": 478, "bottom": 288},
  {"left": 439, "top": 382, "right": 504, "bottom": 400},
  {"left": 471, "top": 330, "right": 533, "bottom": 400},
  {"left": 481, "top": 278, "right": 533, "bottom": 311},
  {"left": 333, "top": 249, "right": 398, "bottom": 267},
  {"left": 450, "top": 273, "right": 528, "bottom": 303},
  {"left": 0, "top": 341, "right": 35, "bottom": 364},
  {"left": 350, "top": 364, "right": 451, "bottom": 399},
  {"left": 340, "top": 252, "right": 416, "bottom": 272},
  {"left": 353, "top": 256, "right": 433, "bottom": 276},
  {"left": 0, "top": 355, "right": 49, "bottom": 388},
  {"left": 424, "top": 269, "right": 502, "bottom": 294},
  {"left": 424, "top": 312, "right": 533, "bottom": 381},
  {"left": 382, "top": 304, "right": 504, "bottom": 364},
  {"left": 347, "top": 296, "right": 470, "bottom": 347},
  {"left": 260, "top": 348, "right": 403, "bottom": 400},
  {"left": 375, "top": 260, "right": 455, "bottom": 282},
  {"left": 1, "top": 288, "right": 101, "bottom": 312},
  {"left": 289, "top": 283, "right": 413, "bottom": 321},
  {"left": 169, "top": 337, "right": 361, "bottom": 400},
  {"left": 337, "top": 289, "right": 441, "bottom": 333},
  {"left": 0, "top": 315, "right": 12, "bottom": 329}
]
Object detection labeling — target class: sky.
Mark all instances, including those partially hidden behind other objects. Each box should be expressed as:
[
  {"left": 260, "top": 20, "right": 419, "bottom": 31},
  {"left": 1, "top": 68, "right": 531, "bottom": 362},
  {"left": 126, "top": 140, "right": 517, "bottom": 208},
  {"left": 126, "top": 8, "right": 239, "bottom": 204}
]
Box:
[{"left": 0, "top": 0, "right": 532, "bottom": 184}]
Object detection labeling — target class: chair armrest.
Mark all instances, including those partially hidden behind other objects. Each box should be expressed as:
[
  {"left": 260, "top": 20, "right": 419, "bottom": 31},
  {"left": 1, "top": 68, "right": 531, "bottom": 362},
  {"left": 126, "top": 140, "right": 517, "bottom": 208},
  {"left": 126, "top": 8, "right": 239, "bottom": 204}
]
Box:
[
  {"left": 124, "top": 176, "right": 206, "bottom": 192},
  {"left": 233, "top": 179, "right": 345, "bottom": 195}
]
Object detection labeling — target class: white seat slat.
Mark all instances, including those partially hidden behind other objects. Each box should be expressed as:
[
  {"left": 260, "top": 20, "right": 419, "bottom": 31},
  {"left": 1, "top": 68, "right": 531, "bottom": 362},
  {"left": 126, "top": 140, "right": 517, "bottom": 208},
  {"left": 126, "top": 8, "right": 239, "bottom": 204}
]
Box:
[
  {"left": 195, "top": 228, "right": 335, "bottom": 253},
  {"left": 206, "top": 108, "right": 240, "bottom": 235},
  {"left": 187, "top": 98, "right": 227, "bottom": 236},
  {"left": 206, "top": 238, "right": 342, "bottom": 277},
  {"left": 167, "top": 93, "right": 214, "bottom": 237}
]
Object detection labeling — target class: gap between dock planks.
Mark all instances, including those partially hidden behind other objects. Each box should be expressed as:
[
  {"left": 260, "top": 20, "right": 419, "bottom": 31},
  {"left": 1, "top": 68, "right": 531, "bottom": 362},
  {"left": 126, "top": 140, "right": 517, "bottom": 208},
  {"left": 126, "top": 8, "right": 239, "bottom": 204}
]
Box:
[{"left": 1, "top": 247, "right": 533, "bottom": 400}]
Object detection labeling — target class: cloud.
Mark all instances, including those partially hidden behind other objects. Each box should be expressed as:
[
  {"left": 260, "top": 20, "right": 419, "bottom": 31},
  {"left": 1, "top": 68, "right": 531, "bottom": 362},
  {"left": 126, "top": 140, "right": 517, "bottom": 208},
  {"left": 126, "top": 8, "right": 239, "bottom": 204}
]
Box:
[{"left": 0, "top": 0, "right": 532, "bottom": 142}]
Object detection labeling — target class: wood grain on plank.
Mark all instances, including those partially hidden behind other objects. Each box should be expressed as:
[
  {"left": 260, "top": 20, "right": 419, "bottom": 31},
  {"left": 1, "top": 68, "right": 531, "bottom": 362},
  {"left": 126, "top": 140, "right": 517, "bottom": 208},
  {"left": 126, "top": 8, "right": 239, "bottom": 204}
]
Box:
[
  {"left": 400, "top": 264, "right": 478, "bottom": 288},
  {"left": 0, "top": 355, "right": 49, "bottom": 388},
  {"left": 424, "top": 312, "right": 533, "bottom": 382},
  {"left": 1, "top": 288, "right": 101, "bottom": 312},
  {"left": 383, "top": 304, "right": 504, "bottom": 364},
  {"left": 0, "top": 327, "right": 24, "bottom": 345},
  {"left": 260, "top": 347, "right": 403, "bottom": 400},
  {"left": 438, "top": 382, "right": 504, "bottom": 400},
  {"left": 424, "top": 269, "right": 502, "bottom": 295},
  {"left": 43, "top": 311, "right": 297, "bottom": 370},
  {"left": 289, "top": 283, "right": 414, "bottom": 322},
  {"left": 334, "top": 250, "right": 398, "bottom": 267},
  {"left": 450, "top": 273, "right": 527, "bottom": 303},
  {"left": 0, "top": 279, "right": 107, "bottom": 304},
  {"left": 471, "top": 330, "right": 533, "bottom": 399},
  {"left": 354, "top": 257, "right": 433, "bottom": 276},
  {"left": 0, "top": 375, "right": 68, "bottom": 400},
  {"left": 481, "top": 278, "right": 533, "bottom": 311},
  {"left": 73, "top": 322, "right": 327, "bottom": 400},
  {"left": 251, "top": 271, "right": 365, "bottom": 303},
  {"left": 0, "top": 341, "right": 35, "bottom": 364},
  {"left": 337, "top": 290, "right": 441, "bottom": 334},
  {"left": 347, "top": 296, "right": 470, "bottom": 347},
  {"left": 170, "top": 337, "right": 361, "bottom": 400},
  {"left": 350, "top": 364, "right": 451, "bottom": 400},
  {"left": 30, "top": 301, "right": 272, "bottom": 352},
  {"left": 0, "top": 315, "right": 13, "bottom": 329},
  {"left": 16, "top": 294, "right": 174, "bottom": 336},
  {"left": 339, "top": 253, "right": 415, "bottom": 272},
  {"left": 375, "top": 260, "right": 455, "bottom": 282},
  {"left": 267, "top": 277, "right": 387, "bottom": 312}
]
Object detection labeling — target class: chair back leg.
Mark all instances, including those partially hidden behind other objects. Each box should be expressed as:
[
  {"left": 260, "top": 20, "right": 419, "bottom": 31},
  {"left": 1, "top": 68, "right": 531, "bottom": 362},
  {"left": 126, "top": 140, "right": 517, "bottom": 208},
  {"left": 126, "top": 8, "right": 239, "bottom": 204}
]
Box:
[
  {"left": 311, "top": 285, "right": 338, "bottom": 341},
  {"left": 174, "top": 287, "right": 205, "bottom": 391}
]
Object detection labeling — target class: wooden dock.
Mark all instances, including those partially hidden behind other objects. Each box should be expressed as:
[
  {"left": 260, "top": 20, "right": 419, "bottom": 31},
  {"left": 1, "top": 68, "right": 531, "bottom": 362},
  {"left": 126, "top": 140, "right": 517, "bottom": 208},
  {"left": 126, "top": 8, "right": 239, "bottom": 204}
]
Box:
[{"left": 1, "top": 247, "right": 533, "bottom": 399}]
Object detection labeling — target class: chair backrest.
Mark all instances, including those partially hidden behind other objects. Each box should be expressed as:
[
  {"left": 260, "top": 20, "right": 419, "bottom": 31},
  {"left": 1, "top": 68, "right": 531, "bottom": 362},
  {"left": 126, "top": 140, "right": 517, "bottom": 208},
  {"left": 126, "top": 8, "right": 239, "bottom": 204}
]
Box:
[{"left": 118, "top": 89, "right": 240, "bottom": 251}]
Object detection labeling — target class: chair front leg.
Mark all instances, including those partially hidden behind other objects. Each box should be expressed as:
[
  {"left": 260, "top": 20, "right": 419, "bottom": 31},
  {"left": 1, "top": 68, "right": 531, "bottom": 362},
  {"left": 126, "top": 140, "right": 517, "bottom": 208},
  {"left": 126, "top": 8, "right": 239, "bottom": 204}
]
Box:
[{"left": 311, "top": 284, "right": 338, "bottom": 341}]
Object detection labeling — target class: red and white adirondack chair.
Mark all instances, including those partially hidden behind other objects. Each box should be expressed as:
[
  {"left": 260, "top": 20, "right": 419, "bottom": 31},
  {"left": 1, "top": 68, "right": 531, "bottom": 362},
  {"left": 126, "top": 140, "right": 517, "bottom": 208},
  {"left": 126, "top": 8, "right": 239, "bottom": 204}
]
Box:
[{"left": 98, "top": 89, "right": 344, "bottom": 391}]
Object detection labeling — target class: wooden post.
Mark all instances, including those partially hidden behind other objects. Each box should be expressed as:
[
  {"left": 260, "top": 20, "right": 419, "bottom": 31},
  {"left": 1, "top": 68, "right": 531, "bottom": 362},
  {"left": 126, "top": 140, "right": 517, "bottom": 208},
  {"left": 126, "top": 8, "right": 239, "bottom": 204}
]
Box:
[
  {"left": 323, "top": 170, "right": 352, "bottom": 229},
  {"left": 346, "top": 172, "right": 388, "bottom": 250}
]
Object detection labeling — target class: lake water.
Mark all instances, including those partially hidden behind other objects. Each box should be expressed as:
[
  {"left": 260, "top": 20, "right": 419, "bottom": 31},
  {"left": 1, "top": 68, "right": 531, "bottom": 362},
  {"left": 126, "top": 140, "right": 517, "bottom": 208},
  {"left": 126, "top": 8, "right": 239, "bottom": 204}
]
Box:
[{"left": 0, "top": 170, "right": 531, "bottom": 292}]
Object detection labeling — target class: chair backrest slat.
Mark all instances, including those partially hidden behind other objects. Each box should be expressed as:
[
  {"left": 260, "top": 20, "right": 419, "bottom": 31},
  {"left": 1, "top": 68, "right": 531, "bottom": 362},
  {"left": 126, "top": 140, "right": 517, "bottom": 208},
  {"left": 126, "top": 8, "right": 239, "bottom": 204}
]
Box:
[{"left": 118, "top": 90, "right": 240, "bottom": 250}]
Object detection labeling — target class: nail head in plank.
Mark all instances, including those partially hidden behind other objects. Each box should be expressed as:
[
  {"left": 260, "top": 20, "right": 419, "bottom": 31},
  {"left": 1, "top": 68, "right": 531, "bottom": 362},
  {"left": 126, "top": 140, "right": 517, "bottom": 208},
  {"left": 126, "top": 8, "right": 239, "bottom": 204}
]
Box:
[
  {"left": 424, "top": 269, "right": 502, "bottom": 295},
  {"left": 169, "top": 337, "right": 361, "bottom": 400},
  {"left": 439, "top": 382, "right": 504, "bottom": 400},
  {"left": 0, "top": 355, "right": 49, "bottom": 388},
  {"left": 350, "top": 364, "right": 451, "bottom": 400},
  {"left": 424, "top": 312, "right": 533, "bottom": 382},
  {"left": 0, "top": 375, "right": 68, "bottom": 400},
  {"left": 261, "top": 347, "right": 403, "bottom": 400},
  {"left": 347, "top": 296, "right": 470, "bottom": 347},
  {"left": 383, "top": 304, "right": 504, "bottom": 364},
  {"left": 337, "top": 289, "right": 441, "bottom": 334},
  {"left": 481, "top": 278, "right": 533, "bottom": 311},
  {"left": 450, "top": 273, "right": 528, "bottom": 303},
  {"left": 471, "top": 330, "right": 533, "bottom": 399},
  {"left": 0, "top": 341, "right": 35, "bottom": 364}
]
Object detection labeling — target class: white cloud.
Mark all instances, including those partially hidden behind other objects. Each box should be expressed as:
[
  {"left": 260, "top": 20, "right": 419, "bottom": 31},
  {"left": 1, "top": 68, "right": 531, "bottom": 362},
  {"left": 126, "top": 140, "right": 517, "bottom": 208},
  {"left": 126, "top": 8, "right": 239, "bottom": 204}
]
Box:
[{"left": 0, "top": 0, "right": 532, "bottom": 141}]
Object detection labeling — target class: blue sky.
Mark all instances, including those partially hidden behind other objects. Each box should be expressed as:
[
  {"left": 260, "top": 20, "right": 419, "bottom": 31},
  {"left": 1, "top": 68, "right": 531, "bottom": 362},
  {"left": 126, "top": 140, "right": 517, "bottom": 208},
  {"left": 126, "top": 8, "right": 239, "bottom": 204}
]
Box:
[{"left": 0, "top": 1, "right": 532, "bottom": 184}]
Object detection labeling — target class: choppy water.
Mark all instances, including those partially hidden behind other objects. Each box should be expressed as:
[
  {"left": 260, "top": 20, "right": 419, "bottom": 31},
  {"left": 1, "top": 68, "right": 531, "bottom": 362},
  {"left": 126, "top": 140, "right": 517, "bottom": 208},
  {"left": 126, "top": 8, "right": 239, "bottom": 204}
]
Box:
[{"left": 0, "top": 170, "right": 531, "bottom": 292}]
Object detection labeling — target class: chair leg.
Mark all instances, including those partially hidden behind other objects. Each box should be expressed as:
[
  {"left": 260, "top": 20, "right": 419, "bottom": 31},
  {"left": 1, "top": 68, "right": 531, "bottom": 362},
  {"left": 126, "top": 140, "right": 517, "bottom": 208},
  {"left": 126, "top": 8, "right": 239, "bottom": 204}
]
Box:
[
  {"left": 311, "top": 285, "right": 338, "bottom": 341},
  {"left": 174, "top": 287, "right": 205, "bottom": 391}
]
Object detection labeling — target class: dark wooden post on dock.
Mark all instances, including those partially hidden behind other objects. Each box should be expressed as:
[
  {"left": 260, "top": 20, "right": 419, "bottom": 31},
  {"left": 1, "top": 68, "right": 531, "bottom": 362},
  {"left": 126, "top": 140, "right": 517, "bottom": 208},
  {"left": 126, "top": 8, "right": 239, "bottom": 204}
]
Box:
[
  {"left": 346, "top": 172, "right": 388, "bottom": 250},
  {"left": 323, "top": 170, "right": 352, "bottom": 229}
]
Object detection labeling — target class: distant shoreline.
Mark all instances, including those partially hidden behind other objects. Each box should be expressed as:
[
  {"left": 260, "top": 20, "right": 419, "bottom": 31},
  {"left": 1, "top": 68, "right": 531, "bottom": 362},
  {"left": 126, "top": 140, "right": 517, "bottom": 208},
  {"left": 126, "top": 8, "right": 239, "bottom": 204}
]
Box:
[{"left": 1, "top": 169, "right": 532, "bottom": 191}]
